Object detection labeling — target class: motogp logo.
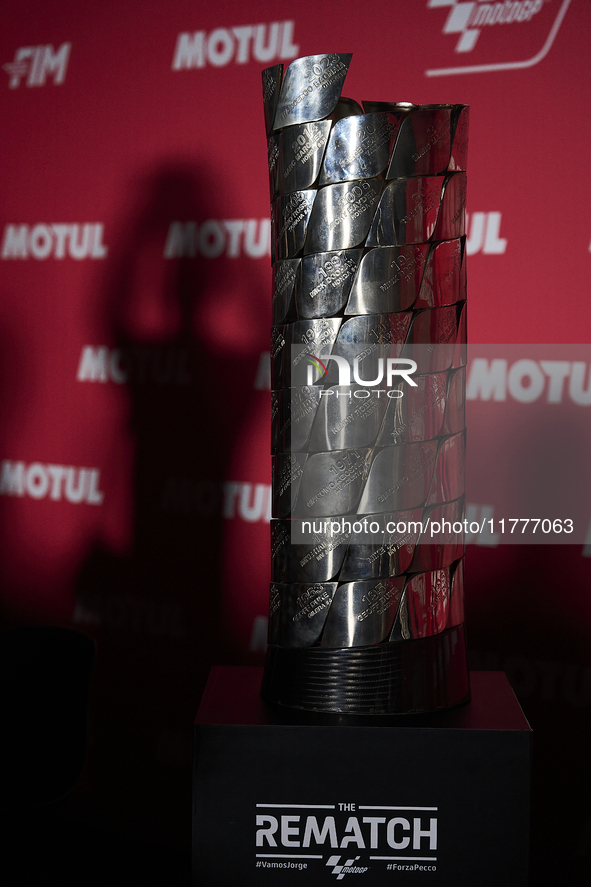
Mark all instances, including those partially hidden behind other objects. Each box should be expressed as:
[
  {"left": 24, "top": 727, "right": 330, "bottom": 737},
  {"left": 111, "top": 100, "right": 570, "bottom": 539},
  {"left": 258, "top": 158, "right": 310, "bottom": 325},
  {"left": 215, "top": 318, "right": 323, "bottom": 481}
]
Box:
[
  {"left": 425, "top": 0, "right": 571, "bottom": 76},
  {"left": 326, "top": 855, "right": 369, "bottom": 880}
]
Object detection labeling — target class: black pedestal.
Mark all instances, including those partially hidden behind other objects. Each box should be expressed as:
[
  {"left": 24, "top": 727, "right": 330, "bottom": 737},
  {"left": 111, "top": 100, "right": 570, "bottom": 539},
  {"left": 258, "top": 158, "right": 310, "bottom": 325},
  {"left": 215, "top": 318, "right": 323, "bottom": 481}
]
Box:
[{"left": 193, "top": 668, "right": 530, "bottom": 886}]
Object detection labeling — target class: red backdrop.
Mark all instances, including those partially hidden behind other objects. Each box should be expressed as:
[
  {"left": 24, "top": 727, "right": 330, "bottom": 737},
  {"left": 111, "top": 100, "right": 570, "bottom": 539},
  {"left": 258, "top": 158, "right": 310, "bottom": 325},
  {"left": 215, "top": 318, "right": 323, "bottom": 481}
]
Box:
[{"left": 1, "top": 2, "right": 590, "bottom": 883}]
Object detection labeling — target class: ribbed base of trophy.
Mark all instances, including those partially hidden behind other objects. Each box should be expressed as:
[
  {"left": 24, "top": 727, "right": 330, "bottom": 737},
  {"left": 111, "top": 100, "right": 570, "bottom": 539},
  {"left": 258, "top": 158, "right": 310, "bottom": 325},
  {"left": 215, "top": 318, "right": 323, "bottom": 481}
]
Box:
[{"left": 261, "top": 625, "right": 469, "bottom": 714}]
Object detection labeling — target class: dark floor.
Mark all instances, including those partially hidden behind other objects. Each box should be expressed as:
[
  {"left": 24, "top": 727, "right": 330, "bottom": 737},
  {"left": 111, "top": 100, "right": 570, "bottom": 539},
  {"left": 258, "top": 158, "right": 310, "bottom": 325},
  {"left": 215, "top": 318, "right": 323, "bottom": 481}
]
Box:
[{"left": 2, "top": 798, "right": 190, "bottom": 887}]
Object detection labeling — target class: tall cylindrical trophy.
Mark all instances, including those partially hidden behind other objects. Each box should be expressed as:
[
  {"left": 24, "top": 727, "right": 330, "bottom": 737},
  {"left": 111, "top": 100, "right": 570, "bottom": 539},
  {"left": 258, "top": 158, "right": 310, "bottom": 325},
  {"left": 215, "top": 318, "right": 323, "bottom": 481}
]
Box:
[{"left": 261, "top": 54, "right": 469, "bottom": 714}]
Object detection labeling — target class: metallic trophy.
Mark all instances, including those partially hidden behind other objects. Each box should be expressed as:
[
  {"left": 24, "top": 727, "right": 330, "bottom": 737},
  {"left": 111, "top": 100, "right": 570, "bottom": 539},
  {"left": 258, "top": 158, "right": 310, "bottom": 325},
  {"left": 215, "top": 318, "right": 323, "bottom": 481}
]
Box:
[{"left": 261, "top": 54, "right": 469, "bottom": 714}]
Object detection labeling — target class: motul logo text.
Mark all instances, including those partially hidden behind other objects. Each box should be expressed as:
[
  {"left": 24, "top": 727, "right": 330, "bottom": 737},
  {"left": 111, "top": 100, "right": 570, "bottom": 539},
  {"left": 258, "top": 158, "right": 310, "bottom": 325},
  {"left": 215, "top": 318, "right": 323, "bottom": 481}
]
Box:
[
  {"left": 0, "top": 461, "right": 104, "bottom": 504},
  {"left": 162, "top": 478, "right": 271, "bottom": 523},
  {"left": 164, "top": 219, "right": 270, "bottom": 259},
  {"left": 172, "top": 21, "right": 298, "bottom": 70},
  {"left": 77, "top": 346, "right": 191, "bottom": 386},
  {"left": 467, "top": 359, "right": 591, "bottom": 404},
  {"left": 465, "top": 212, "right": 506, "bottom": 254},
  {"left": 1, "top": 224, "right": 108, "bottom": 260}
]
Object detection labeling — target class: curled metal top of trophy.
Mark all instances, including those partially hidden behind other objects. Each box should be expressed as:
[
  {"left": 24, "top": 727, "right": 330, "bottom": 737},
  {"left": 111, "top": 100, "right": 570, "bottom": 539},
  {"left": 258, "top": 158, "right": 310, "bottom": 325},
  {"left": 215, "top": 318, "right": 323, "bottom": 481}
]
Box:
[
  {"left": 263, "top": 53, "right": 468, "bottom": 198},
  {"left": 271, "top": 54, "right": 353, "bottom": 132},
  {"left": 265, "top": 54, "right": 469, "bottom": 266},
  {"left": 261, "top": 53, "right": 469, "bottom": 714}
]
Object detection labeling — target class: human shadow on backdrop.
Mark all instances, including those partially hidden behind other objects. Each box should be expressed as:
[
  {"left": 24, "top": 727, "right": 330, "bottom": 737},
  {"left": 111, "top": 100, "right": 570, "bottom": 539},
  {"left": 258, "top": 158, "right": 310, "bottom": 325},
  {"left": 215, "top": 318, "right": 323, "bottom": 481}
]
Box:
[{"left": 75, "top": 164, "right": 265, "bottom": 848}]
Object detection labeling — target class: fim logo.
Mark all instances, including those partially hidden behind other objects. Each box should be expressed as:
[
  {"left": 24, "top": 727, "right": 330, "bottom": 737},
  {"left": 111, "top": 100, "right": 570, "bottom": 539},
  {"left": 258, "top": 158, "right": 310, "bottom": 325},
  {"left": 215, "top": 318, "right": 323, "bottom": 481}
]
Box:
[
  {"left": 3, "top": 42, "right": 71, "bottom": 88},
  {"left": 172, "top": 20, "right": 298, "bottom": 70},
  {"left": 326, "top": 856, "right": 368, "bottom": 880}
]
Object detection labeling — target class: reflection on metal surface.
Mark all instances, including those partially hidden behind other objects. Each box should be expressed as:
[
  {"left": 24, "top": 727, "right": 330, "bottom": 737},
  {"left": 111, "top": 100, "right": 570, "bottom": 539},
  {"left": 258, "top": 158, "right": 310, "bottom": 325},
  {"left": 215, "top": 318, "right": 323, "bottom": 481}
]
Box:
[
  {"left": 296, "top": 249, "right": 362, "bottom": 318},
  {"left": 346, "top": 244, "right": 428, "bottom": 315},
  {"left": 268, "top": 581, "right": 338, "bottom": 647},
  {"left": 321, "top": 578, "right": 405, "bottom": 648},
  {"left": 273, "top": 190, "right": 316, "bottom": 259},
  {"left": 366, "top": 173, "right": 466, "bottom": 247},
  {"left": 272, "top": 54, "right": 352, "bottom": 130},
  {"left": 386, "top": 106, "right": 468, "bottom": 179},
  {"left": 319, "top": 112, "right": 400, "bottom": 185},
  {"left": 272, "top": 258, "right": 300, "bottom": 324},
  {"left": 277, "top": 120, "right": 332, "bottom": 196},
  {"left": 262, "top": 53, "right": 469, "bottom": 713},
  {"left": 305, "top": 179, "right": 382, "bottom": 254}
]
